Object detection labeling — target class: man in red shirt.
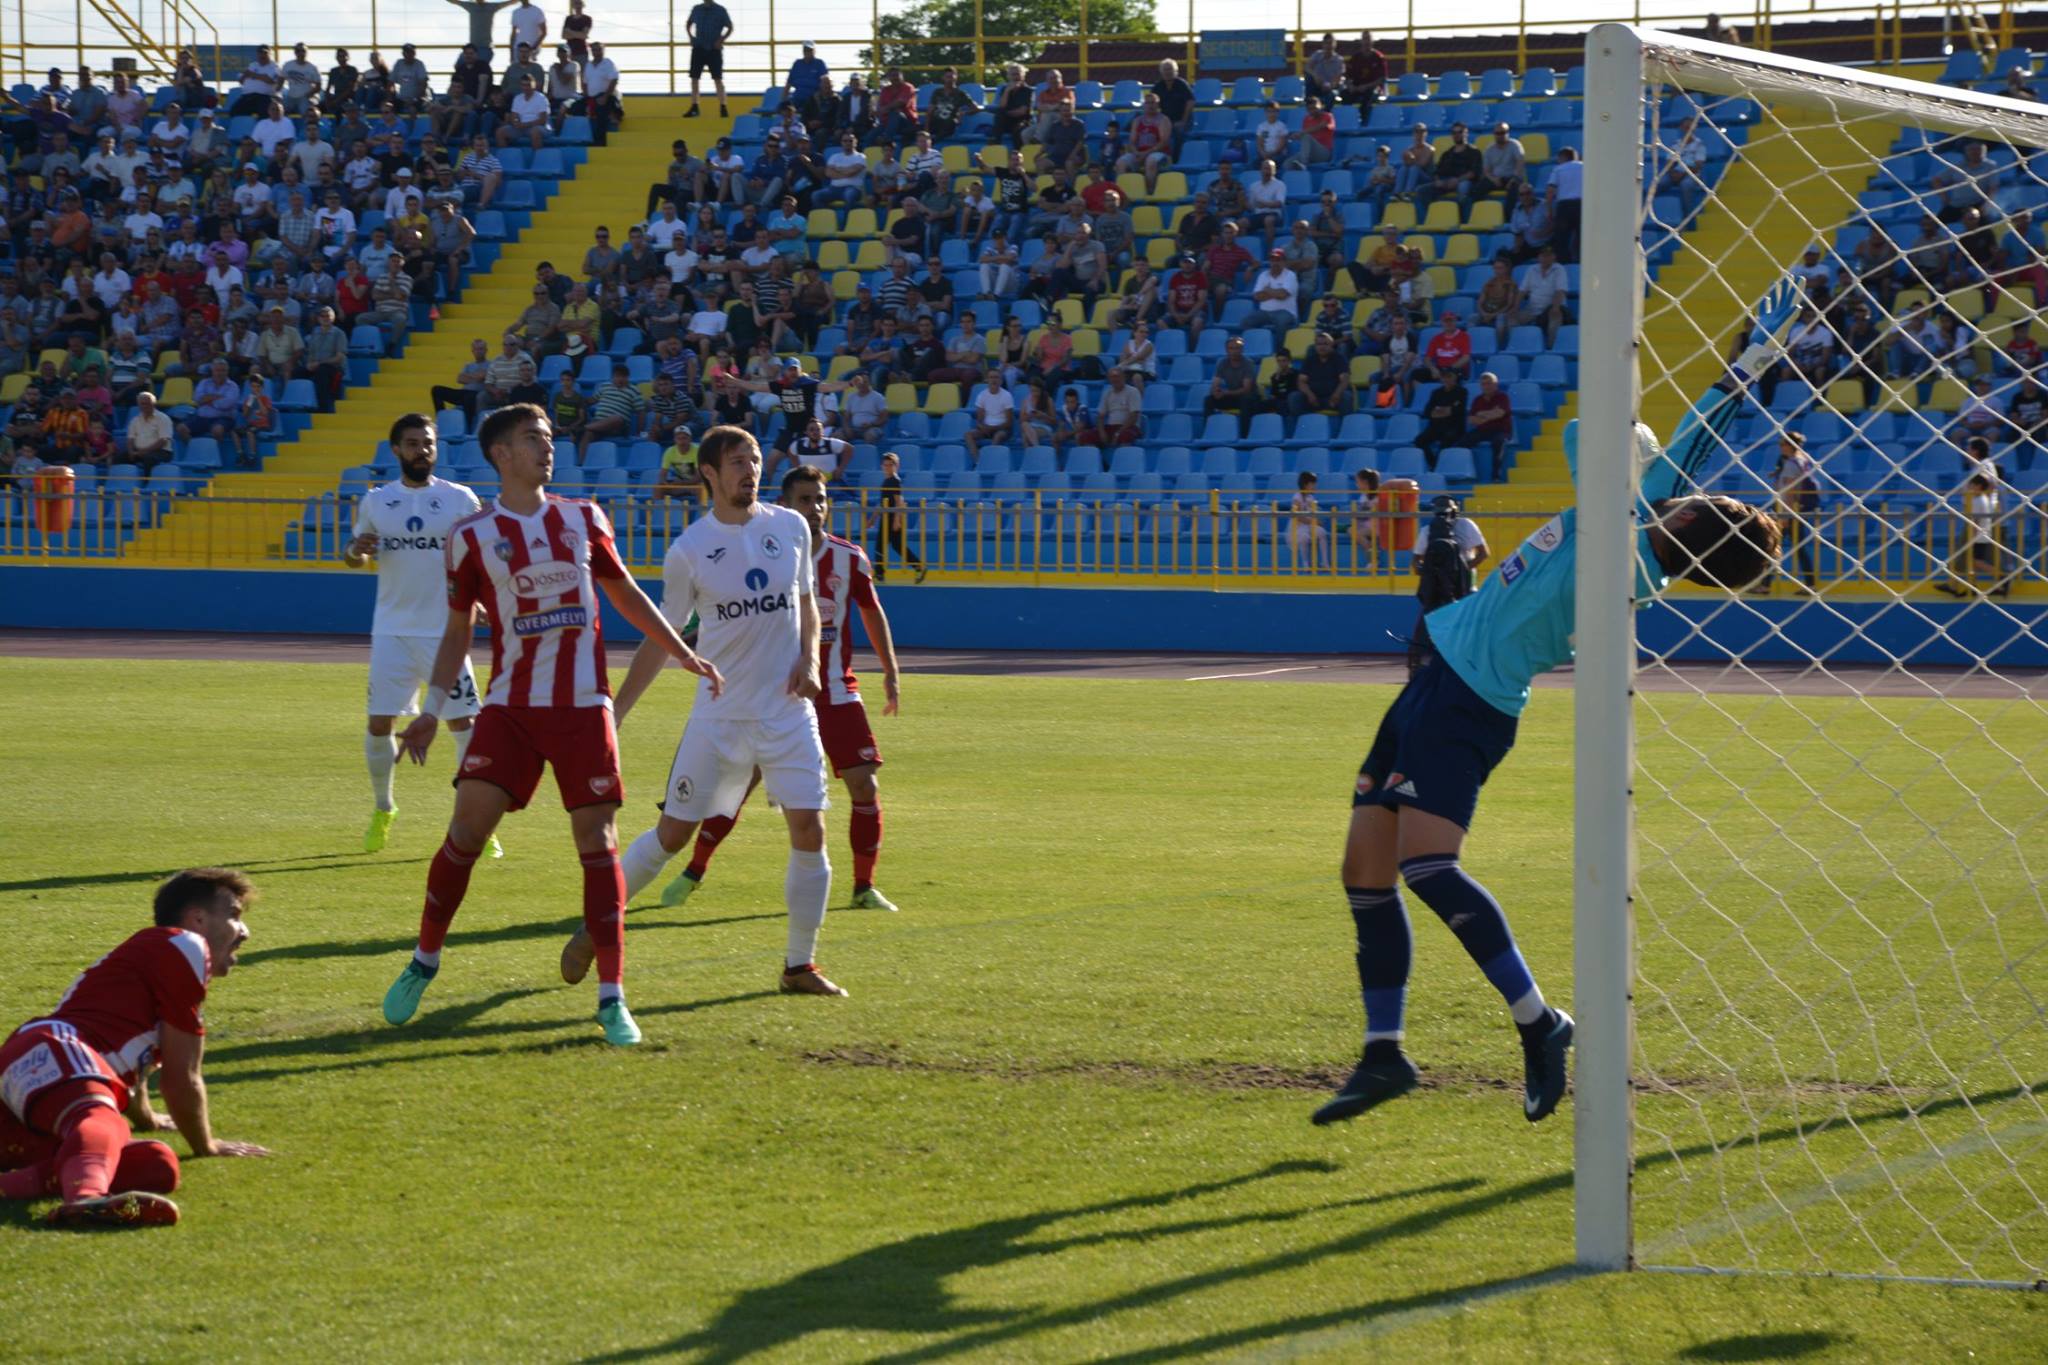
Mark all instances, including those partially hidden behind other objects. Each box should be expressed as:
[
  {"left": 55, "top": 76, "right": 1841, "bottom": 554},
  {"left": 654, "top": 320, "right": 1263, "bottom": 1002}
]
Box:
[
  {"left": 1165, "top": 254, "right": 1209, "bottom": 340},
  {"left": 876, "top": 67, "right": 921, "bottom": 154},
  {"left": 1298, "top": 96, "right": 1337, "bottom": 166},
  {"left": 1344, "top": 31, "right": 1389, "bottom": 104},
  {"left": 1425, "top": 311, "right": 1474, "bottom": 382},
  {"left": 1466, "top": 370, "right": 1515, "bottom": 480},
  {"left": 1204, "top": 221, "right": 1255, "bottom": 319},
  {"left": 0, "top": 868, "right": 271, "bottom": 1228},
  {"left": 384, "top": 402, "right": 722, "bottom": 1047}
]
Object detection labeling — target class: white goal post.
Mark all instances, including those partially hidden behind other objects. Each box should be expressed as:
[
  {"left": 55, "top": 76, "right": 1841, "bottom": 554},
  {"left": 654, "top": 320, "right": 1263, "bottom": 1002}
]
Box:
[{"left": 1575, "top": 24, "right": 2048, "bottom": 1286}]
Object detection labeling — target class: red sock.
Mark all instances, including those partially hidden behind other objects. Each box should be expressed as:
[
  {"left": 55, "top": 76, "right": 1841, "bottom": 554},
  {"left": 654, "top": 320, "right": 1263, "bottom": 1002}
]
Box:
[
  {"left": 0, "top": 1159, "right": 49, "bottom": 1199},
  {"left": 851, "top": 801, "right": 882, "bottom": 888},
  {"left": 581, "top": 848, "right": 626, "bottom": 986},
  {"left": 419, "top": 835, "right": 480, "bottom": 955},
  {"left": 687, "top": 811, "right": 739, "bottom": 879},
  {"left": 112, "top": 1140, "right": 180, "bottom": 1195},
  {"left": 54, "top": 1103, "right": 127, "bottom": 1203}
]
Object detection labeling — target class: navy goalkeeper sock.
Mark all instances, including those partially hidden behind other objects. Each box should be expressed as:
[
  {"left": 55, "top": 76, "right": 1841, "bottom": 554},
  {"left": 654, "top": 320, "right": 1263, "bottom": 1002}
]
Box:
[
  {"left": 1398, "top": 855, "right": 1548, "bottom": 1025},
  {"left": 1346, "top": 886, "right": 1410, "bottom": 1045}
]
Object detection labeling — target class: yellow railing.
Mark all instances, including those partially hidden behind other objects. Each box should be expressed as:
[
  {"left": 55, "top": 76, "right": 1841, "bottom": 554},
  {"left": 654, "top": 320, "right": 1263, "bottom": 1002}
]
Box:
[
  {"left": 4, "top": 487, "right": 2037, "bottom": 596},
  {"left": 0, "top": 1, "right": 2036, "bottom": 96}
]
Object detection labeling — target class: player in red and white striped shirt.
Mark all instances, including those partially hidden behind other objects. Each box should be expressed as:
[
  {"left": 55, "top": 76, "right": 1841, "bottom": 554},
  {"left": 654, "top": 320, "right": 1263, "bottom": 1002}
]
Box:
[
  {"left": 381, "top": 403, "right": 723, "bottom": 1047},
  {"left": 662, "top": 461, "right": 906, "bottom": 912}
]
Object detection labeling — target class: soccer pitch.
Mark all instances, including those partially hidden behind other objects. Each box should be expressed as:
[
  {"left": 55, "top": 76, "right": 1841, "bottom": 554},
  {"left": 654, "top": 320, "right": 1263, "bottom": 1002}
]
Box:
[{"left": 1, "top": 653, "right": 2042, "bottom": 1361}]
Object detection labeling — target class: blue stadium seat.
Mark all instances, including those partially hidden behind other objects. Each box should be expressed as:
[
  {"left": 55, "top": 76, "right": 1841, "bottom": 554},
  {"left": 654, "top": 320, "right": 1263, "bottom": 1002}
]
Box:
[
  {"left": 182, "top": 438, "right": 223, "bottom": 471},
  {"left": 1108, "top": 446, "right": 1148, "bottom": 478},
  {"left": 1479, "top": 68, "right": 1517, "bottom": 99},
  {"left": 1199, "top": 413, "right": 1239, "bottom": 444},
  {"left": 1152, "top": 447, "right": 1193, "bottom": 477},
  {"left": 1433, "top": 70, "right": 1473, "bottom": 102},
  {"left": 278, "top": 380, "right": 319, "bottom": 412},
  {"left": 1272, "top": 76, "right": 1305, "bottom": 104},
  {"left": 349, "top": 325, "right": 385, "bottom": 356},
  {"left": 607, "top": 327, "right": 644, "bottom": 356},
  {"left": 1228, "top": 76, "right": 1265, "bottom": 106},
  {"left": 1520, "top": 66, "right": 1558, "bottom": 96},
  {"left": 1109, "top": 79, "right": 1144, "bottom": 108},
  {"left": 1394, "top": 72, "right": 1431, "bottom": 101},
  {"left": 1193, "top": 77, "right": 1225, "bottom": 105}
]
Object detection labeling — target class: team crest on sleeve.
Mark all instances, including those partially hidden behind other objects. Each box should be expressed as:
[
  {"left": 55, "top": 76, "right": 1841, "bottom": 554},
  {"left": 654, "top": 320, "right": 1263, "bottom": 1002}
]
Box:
[
  {"left": 1528, "top": 516, "right": 1564, "bottom": 553},
  {"left": 1498, "top": 553, "right": 1527, "bottom": 584}
]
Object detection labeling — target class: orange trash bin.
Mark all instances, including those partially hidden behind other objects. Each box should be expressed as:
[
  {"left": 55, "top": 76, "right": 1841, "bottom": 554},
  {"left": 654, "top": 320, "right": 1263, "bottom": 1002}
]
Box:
[
  {"left": 1378, "top": 478, "right": 1420, "bottom": 554},
  {"left": 32, "top": 465, "right": 75, "bottom": 536}
]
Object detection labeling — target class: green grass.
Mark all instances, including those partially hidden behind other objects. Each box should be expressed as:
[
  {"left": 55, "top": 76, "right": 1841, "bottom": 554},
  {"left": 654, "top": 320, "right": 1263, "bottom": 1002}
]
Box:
[{"left": 0, "top": 656, "right": 2042, "bottom": 1362}]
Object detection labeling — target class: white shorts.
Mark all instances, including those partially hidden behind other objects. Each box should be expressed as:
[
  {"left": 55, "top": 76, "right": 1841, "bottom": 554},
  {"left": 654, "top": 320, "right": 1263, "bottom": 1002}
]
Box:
[
  {"left": 367, "top": 633, "right": 482, "bottom": 719},
  {"left": 660, "top": 705, "right": 829, "bottom": 822}
]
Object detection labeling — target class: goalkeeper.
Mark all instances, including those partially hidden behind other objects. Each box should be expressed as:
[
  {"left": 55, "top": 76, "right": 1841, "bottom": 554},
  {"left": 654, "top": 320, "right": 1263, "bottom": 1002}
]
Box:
[{"left": 1314, "top": 280, "right": 1792, "bottom": 1128}]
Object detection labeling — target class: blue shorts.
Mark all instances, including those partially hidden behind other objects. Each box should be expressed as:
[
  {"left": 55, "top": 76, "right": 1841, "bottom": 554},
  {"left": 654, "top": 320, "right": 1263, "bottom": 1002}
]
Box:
[{"left": 1352, "top": 656, "right": 1519, "bottom": 831}]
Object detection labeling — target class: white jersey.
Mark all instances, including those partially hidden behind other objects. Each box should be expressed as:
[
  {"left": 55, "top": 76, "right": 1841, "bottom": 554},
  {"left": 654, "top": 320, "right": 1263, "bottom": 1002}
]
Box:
[
  {"left": 351, "top": 477, "right": 483, "bottom": 637},
  {"left": 658, "top": 503, "right": 815, "bottom": 721}
]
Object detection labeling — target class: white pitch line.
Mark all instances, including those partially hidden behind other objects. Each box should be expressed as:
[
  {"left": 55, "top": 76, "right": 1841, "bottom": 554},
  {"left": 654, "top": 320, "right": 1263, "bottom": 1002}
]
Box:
[{"left": 1185, "top": 665, "right": 1323, "bottom": 681}]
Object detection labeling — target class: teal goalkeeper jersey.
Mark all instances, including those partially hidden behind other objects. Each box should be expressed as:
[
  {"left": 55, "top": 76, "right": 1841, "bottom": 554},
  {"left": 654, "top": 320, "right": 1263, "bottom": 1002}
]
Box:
[{"left": 1426, "top": 383, "right": 1745, "bottom": 718}]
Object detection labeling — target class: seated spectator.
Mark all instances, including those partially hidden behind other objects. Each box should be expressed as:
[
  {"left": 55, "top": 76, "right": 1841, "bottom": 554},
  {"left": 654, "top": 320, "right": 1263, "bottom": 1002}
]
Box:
[
  {"left": 496, "top": 74, "right": 551, "bottom": 150},
  {"left": 1246, "top": 159, "right": 1288, "bottom": 239},
  {"left": 2002, "top": 317, "right": 2042, "bottom": 374},
  {"left": 2008, "top": 377, "right": 2048, "bottom": 455},
  {"left": 1425, "top": 312, "right": 1473, "bottom": 381},
  {"left": 1287, "top": 471, "right": 1328, "bottom": 569},
  {"left": 1383, "top": 315, "right": 1421, "bottom": 402},
  {"left": 430, "top": 338, "right": 493, "bottom": 421},
  {"left": 125, "top": 390, "right": 176, "bottom": 468},
  {"left": 1031, "top": 222, "right": 1109, "bottom": 306},
  {"left": 1049, "top": 387, "right": 1090, "bottom": 449},
  {"left": 1249, "top": 102, "right": 1290, "bottom": 167},
  {"left": 654, "top": 438, "right": 701, "bottom": 500},
  {"left": 1349, "top": 467, "right": 1382, "bottom": 561},
  {"left": 963, "top": 371, "right": 1016, "bottom": 454},
  {"left": 1164, "top": 252, "right": 1209, "bottom": 341},
  {"left": 1295, "top": 96, "right": 1336, "bottom": 168},
  {"left": 1204, "top": 335, "right": 1257, "bottom": 429},
  {"left": 1786, "top": 305, "right": 1834, "bottom": 385},
  {"left": 1467, "top": 371, "right": 1514, "bottom": 480},
  {"left": 582, "top": 363, "right": 649, "bottom": 455},
  {"left": 1203, "top": 221, "right": 1256, "bottom": 318},
  {"left": 930, "top": 323, "right": 988, "bottom": 388},
  {"left": 1025, "top": 316, "right": 1079, "bottom": 388},
  {"left": 1513, "top": 247, "right": 1571, "bottom": 346},
  {"left": 1508, "top": 184, "right": 1555, "bottom": 263},
  {"left": 1262, "top": 349, "right": 1299, "bottom": 415},
  {"left": 1117, "top": 93, "right": 1176, "bottom": 195},
  {"left": 178, "top": 358, "right": 242, "bottom": 448},
  {"left": 1658, "top": 116, "right": 1707, "bottom": 217},
  {"left": 1114, "top": 320, "right": 1158, "bottom": 386},
  {"left": 1037, "top": 108, "right": 1089, "bottom": 177},
  {"left": 1419, "top": 371, "right": 1468, "bottom": 468},
  {"left": 835, "top": 369, "right": 889, "bottom": 443},
  {"left": 875, "top": 67, "right": 921, "bottom": 152},
  {"left": 1474, "top": 256, "right": 1520, "bottom": 343},
  {"left": 1290, "top": 331, "right": 1353, "bottom": 417},
  {"left": 1423, "top": 122, "right": 1482, "bottom": 215},
  {"left": 977, "top": 229, "right": 1019, "bottom": 299},
  {"left": 1394, "top": 122, "right": 1436, "bottom": 200},
  {"left": 1951, "top": 376, "right": 2004, "bottom": 442}
]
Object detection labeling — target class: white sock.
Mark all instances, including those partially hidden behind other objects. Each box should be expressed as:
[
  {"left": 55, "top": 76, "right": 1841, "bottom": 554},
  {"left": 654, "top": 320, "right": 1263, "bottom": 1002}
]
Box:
[
  {"left": 597, "top": 982, "right": 623, "bottom": 1005},
  {"left": 784, "top": 847, "right": 831, "bottom": 968},
  {"left": 413, "top": 948, "right": 441, "bottom": 970},
  {"left": 452, "top": 725, "right": 473, "bottom": 770},
  {"left": 1510, "top": 987, "right": 1550, "bottom": 1027},
  {"left": 619, "top": 828, "right": 674, "bottom": 899},
  {"left": 365, "top": 732, "right": 398, "bottom": 811}
]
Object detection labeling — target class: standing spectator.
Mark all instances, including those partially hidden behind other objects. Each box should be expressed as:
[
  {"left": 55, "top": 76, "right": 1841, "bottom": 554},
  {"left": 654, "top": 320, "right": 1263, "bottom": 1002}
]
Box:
[
  {"left": 1344, "top": 31, "right": 1389, "bottom": 104},
  {"left": 685, "top": 0, "right": 733, "bottom": 118},
  {"left": 508, "top": 0, "right": 548, "bottom": 63},
  {"left": 784, "top": 41, "right": 827, "bottom": 108},
  {"left": 1550, "top": 146, "right": 1584, "bottom": 262},
  {"left": 1939, "top": 473, "right": 2010, "bottom": 596},
  {"left": 583, "top": 43, "right": 621, "bottom": 138},
  {"left": 1512, "top": 245, "right": 1570, "bottom": 346},
  {"left": 228, "top": 45, "right": 283, "bottom": 117},
  {"left": 1466, "top": 372, "right": 1514, "bottom": 480},
  {"left": 391, "top": 44, "right": 433, "bottom": 111},
  {"left": 563, "top": 0, "right": 594, "bottom": 61},
  {"left": 547, "top": 45, "right": 584, "bottom": 111},
  {"left": 870, "top": 450, "right": 926, "bottom": 582},
  {"left": 1770, "top": 431, "right": 1821, "bottom": 591}
]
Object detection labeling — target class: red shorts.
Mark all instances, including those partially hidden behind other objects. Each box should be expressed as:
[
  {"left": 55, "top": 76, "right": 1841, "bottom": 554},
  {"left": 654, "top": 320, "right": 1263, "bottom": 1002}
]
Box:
[
  {"left": 0, "top": 1025, "right": 125, "bottom": 1131},
  {"left": 815, "top": 698, "right": 882, "bottom": 777},
  {"left": 456, "top": 704, "right": 624, "bottom": 812}
]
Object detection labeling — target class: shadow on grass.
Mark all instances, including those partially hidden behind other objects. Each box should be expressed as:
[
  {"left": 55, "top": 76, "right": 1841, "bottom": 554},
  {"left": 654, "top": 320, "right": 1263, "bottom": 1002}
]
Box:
[
  {"left": 237, "top": 911, "right": 783, "bottom": 967},
  {"left": 205, "top": 989, "right": 778, "bottom": 1087},
  {"left": 0, "top": 851, "right": 429, "bottom": 896},
  {"left": 1678, "top": 1332, "right": 1845, "bottom": 1362},
  {"left": 584, "top": 1079, "right": 2042, "bottom": 1363}
]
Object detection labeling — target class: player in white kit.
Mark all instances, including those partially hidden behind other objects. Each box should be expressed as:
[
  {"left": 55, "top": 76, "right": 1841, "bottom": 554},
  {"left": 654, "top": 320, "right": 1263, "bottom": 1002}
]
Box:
[
  {"left": 558, "top": 425, "right": 846, "bottom": 996},
  {"left": 343, "top": 413, "right": 498, "bottom": 856}
]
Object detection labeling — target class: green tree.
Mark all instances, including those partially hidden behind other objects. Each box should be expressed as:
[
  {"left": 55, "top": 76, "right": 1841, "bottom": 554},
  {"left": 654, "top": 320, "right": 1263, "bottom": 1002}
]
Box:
[{"left": 866, "top": 0, "right": 1158, "bottom": 84}]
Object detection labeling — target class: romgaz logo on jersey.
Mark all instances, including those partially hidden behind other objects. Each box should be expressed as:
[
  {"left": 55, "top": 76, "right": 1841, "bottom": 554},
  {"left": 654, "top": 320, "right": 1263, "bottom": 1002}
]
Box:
[
  {"left": 716, "top": 567, "right": 791, "bottom": 622},
  {"left": 384, "top": 514, "right": 443, "bottom": 551}
]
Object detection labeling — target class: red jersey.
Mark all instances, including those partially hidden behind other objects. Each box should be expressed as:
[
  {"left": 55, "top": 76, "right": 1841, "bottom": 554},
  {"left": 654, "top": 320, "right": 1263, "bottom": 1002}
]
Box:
[
  {"left": 1167, "top": 268, "right": 1208, "bottom": 312},
  {"left": 815, "top": 532, "right": 880, "bottom": 706},
  {"left": 1426, "top": 328, "right": 1472, "bottom": 370},
  {"left": 1205, "top": 240, "right": 1253, "bottom": 285},
  {"left": 17, "top": 927, "right": 210, "bottom": 1087},
  {"left": 446, "top": 494, "right": 629, "bottom": 709}
]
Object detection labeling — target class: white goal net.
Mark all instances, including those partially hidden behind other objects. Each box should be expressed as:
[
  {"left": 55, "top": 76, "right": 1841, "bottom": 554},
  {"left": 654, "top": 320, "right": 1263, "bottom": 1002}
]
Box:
[{"left": 1575, "top": 26, "right": 2048, "bottom": 1288}]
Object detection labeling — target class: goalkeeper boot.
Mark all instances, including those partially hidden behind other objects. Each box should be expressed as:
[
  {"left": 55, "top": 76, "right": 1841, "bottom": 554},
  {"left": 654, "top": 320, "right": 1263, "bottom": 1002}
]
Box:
[
  {"left": 45, "top": 1191, "right": 181, "bottom": 1229},
  {"left": 780, "top": 963, "right": 848, "bottom": 997},
  {"left": 596, "top": 998, "right": 642, "bottom": 1046},
  {"left": 850, "top": 885, "right": 899, "bottom": 912},
  {"left": 1311, "top": 1042, "right": 1419, "bottom": 1126},
  {"left": 382, "top": 958, "right": 437, "bottom": 1026},
  {"left": 363, "top": 807, "right": 398, "bottom": 852},
  {"left": 1519, "top": 1008, "right": 1575, "bottom": 1124},
  {"left": 559, "top": 927, "right": 595, "bottom": 986},
  {"left": 659, "top": 868, "right": 703, "bottom": 908}
]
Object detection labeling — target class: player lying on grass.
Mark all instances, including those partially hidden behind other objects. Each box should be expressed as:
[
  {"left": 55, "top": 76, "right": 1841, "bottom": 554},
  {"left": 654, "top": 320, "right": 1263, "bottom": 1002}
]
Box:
[
  {"left": 652, "top": 462, "right": 906, "bottom": 913},
  {"left": 380, "top": 403, "right": 724, "bottom": 1047},
  {"left": 1313, "top": 280, "right": 1794, "bottom": 1128},
  {"left": 561, "top": 426, "right": 851, "bottom": 997},
  {"left": 1, "top": 869, "right": 272, "bottom": 1228}
]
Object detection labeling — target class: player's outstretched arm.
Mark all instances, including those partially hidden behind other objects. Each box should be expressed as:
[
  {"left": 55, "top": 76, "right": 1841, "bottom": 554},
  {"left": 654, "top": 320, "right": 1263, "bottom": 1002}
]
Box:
[
  {"left": 1647, "top": 276, "right": 1801, "bottom": 503},
  {"left": 399, "top": 606, "right": 479, "bottom": 763},
  {"left": 856, "top": 600, "right": 902, "bottom": 714},
  {"left": 157, "top": 1025, "right": 272, "bottom": 1159},
  {"left": 599, "top": 573, "right": 723, "bottom": 702}
]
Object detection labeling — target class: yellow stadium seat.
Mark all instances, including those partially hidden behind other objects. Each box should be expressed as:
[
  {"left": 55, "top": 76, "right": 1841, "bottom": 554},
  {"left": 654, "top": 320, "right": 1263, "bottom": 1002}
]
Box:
[
  {"left": 851, "top": 240, "right": 888, "bottom": 271},
  {"left": 1151, "top": 173, "right": 1187, "bottom": 202},
  {"left": 1432, "top": 136, "right": 1455, "bottom": 156},
  {"left": 941, "top": 145, "right": 972, "bottom": 173},
  {"left": 1926, "top": 376, "right": 1969, "bottom": 412},
  {"left": 1379, "top": 202, "right": 1418, "bottom": 230},
  {"left": 1131, "top": 205, "right": 1164, "bottom": 235},
  {"left": 1992, "top": 288, "right": 2033, "bottom": 319},
  {"left": 1350, "top": 355, "right": 1382, "bottom": 385},
  {"left": 1332, "top": 271, "right": 1358, "bottom": 298},
  {"left": 1521, "top": 133, "right": 1550, "bottom": 162},
  {"left": 1283, "top": 326, "right": 1317, "bottom": 355},
  {"left": 1115, "top": 173, "right": 1148, "bottom": 204},
  {"left": 1408, "top": 237, "right": 1437, "bottom": 263},
  {"left": 1944, "top": 288, "right": 1989, "bottom": 320},
  {"left": 826, "top": 354, "right": 859, "bottom": 380},
  {"left": 1441, "top": 233, "right": 1480, "bottom": 265},
  {"left": 0, "top": 373, "right": 28, "bottom": 403},
  {"left": 1071, "top": 329, "right": 1102, "bottom": 356},
  {"left": 1024, "top": 146, "right": 1045, "bottom": 170},
  {"left": 1145, "top": 238, "right": 1178, "bottom": 267},
  {"left": 1052, "top": 298, "right": 1086, "bottom": 329},
  {"left": 1425, "top": 264, "right": 1455, "bottom": 293},
  {"left": 1257, "top": 357, "right": 1278, "bottom": 385},
  {"left": 38, "top": 348, "right": 67, "bottom": 372},
  {"left": 863, "top": 146, "right": 889, "bottom": 167},
  {"left": 1350, "top": 300, "right": 1375, "bottom": 327},
  {"left": 1089, "top": 297, "right": 1123, "bottom": 328},
  {"left": 881, "top": 208, "right": 905, "bottom": 237},
  {"left": 831, "top": 269, "right": 862, "bottom": 300},
  {"left": 815, "top": 240, "right": 851, "bottom": 271},
  {"left": 975, "top": 144, "right": 1006, "bottom": 170},
  {"left": 158, "top": 377, "right": 194, "bottom": 407},
  {"left": 1893, "top": 287, "right": 1931, "bottom": 312},
  {"left": 1165, "top": 204, "right": 1191, "bottom": 234},
  {"left": 1464, "top": 201, "right": 1504, "bottom": 231},
  {"left": 1075, "top": 173, "right": 1096, "bottom": 193},
  {"left": 843, "top": 208, "right": 878, "bottom": 239},
  {"left": 924, "top": 383, "right": 962, "bottom": 415},
  {"left": 152, "top": 349, "right": 181, "bottom": 377},
  {"left": 983, "top": 327, "right": 1005, "bottom": 354},
  {"left": 884, "top": 382, "right": 919, "bottom": 414},
  {"left": 1825, "top": 380, "right": 1866, "bottom": 414},
  {"left": 1420, "top": 202, "right": 1461, "bottom": 233},
  {"left": 806, "top": 209, "right": 839, "bottom": 238}
]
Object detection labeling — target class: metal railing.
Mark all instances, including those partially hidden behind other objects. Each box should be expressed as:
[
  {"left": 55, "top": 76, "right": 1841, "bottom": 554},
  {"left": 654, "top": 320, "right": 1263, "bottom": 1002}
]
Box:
[
  {"left": 4, "top": 485, "right": 2040, "bottom": 596},
  {"left": 0, "top": 1, "right": 2034, "bottom": 100}
]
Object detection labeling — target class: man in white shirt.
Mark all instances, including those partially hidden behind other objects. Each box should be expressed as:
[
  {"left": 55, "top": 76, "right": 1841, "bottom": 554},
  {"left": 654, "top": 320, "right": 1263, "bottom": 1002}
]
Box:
[
  {"left": 250, "top": 99, "right": 296, "bottom": 158},
  {"left": 1513, "top": 245, "right": 1570, "bottom": 346},
  {"left": 124, "top": 390, "right": 176, "bottom": 466},
  {"left": 785, "top": 418, "right": 848, "bottom": 481},
  {"left": 1550, "top": 146, "right": 1583, "bottom": 262},
  {"left": 280, "top": 43, "right": 322, "bottom": 113},
  {"left": 579, "top": 424, "right": 846, "bottom": 997},
  {"left": 1247, "top": 247, "right": 1301, "bottom": 339},
  {"left": 583, "top": 41, "right": 621, "bottom": 134},
  {"left": 231, "top": 45, "right": 282, "bottom": 116},
  {"left": 685, "top": 301, "right": 728, "bottom": 355},
  {"left": 1247, "top": 158, "right": 1289, "bottom": 237},
  {"left": 1251, "top": 102, "right": 1290, "bottom": 162},
  {"left": 964, "top": 370, "right": 1015, "bottom": 454},
  {"left": 383, "top": 169, "right": 424, "bottom": 224},
  {"left": 290, "top": 121, "right": 336, "bottom": 181},
  {"left": 509, "top": 0, "right": 548, "bottom": 60},
  {"left": 147, "top": 106, "right": 191, "bottom": 167},
  {"left": 645, "top": 202, "right": 687, "bottom": 251},
  {"left": 497, "top": 75, "right": 552, "bottom": 151},
  {"left": 820, "top": 132, "right": 868, "bottom": 207}
]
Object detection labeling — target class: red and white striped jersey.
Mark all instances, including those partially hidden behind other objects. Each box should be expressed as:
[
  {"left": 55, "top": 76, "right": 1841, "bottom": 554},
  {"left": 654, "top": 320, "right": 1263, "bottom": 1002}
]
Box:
[
  {"left": 13, "top": 927, "right": 211, "bottom": 1088},
  {"left": 446, "top": 496, "right": 628, "bottom": 709},
  {"left": 815, "top": 532, "right": 880, "bottom": 706}
]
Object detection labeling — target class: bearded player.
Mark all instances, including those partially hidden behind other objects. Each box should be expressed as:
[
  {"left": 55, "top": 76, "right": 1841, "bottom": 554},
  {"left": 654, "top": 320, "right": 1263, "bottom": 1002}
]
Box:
[
  {"left": 560, "top": 425, "right": 847, "bottom": 997},
  {"left": 380, "top": 403, "right": 723, "bottom": 1046},
  {"left": 344, "top": 413, "right": 498, "bottom": 857},
  {"left": 652, "top": 462, "right": 905, "bottom": 912},
  {"left": 1314, "top": 281, "right": 1794, "bottom": 1128},
  {"left": 1, "top": 868, "right": 272, "bottom": 1228}
]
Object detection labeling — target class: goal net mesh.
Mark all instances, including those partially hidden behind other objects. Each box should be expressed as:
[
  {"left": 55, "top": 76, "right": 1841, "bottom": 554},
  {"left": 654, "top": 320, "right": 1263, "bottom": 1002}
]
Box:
[{"left": 1616, "top": 39, "right": 2048, "bottom": 1286}]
